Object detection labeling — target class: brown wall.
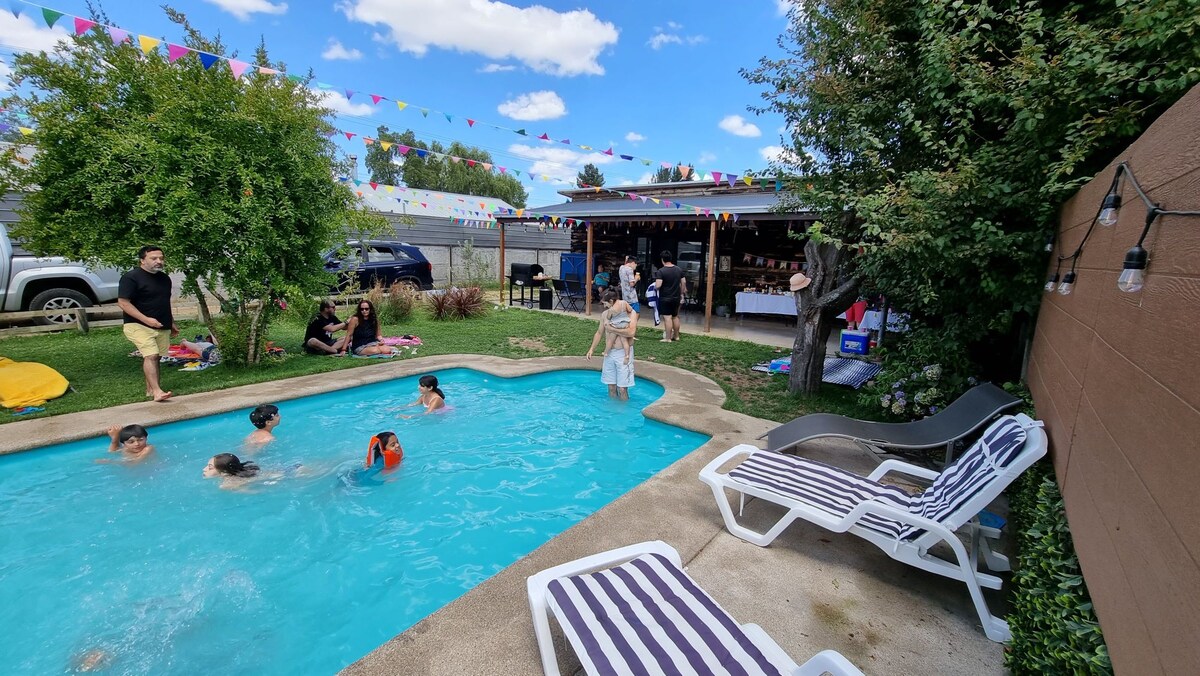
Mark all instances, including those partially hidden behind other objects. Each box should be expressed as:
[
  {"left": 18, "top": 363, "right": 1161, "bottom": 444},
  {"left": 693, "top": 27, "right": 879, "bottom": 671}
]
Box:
[{"left": 1028, "top": 85, "right": 1200, "bottom": 676}]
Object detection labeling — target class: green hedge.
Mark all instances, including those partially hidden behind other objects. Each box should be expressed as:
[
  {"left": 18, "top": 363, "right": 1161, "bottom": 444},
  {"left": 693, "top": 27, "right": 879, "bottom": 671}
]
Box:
[{"left": 1005, "top": 461, "right": 1112, "bottom": 675}]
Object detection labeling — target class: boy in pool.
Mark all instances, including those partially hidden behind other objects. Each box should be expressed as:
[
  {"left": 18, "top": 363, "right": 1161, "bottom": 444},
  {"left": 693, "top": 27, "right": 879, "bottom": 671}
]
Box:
[
  {"left": 366, "top": 431, "right": 404, "bottom": 469},
  {"left": 245, "top": 404, "right": 280, "bottom": 446},
  {"left": 100, "top": 424, "right": 155, "bottom": 463}
]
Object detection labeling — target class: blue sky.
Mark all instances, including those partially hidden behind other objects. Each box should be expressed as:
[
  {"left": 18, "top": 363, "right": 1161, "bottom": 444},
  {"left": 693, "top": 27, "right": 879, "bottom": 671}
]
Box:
[{"left": 1, "top": 0, "right": 794, "bottom": 208}]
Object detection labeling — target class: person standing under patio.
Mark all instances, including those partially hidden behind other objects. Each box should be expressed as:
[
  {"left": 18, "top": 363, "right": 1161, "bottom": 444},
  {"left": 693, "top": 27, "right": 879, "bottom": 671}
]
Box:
[
  {"left": 117, "top": 245, "right": 177, "bottom": 402},
  {"left": 618, "top": 255, "right": 641, "bottom": 313},
  {"left": 654, "top": 250, "right": 687, "bottom": 342}
]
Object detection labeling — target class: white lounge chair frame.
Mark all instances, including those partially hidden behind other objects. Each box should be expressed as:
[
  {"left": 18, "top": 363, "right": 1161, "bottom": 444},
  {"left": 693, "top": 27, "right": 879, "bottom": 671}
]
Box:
[
  {"left": 700, "top": 414, "right": 1047, "bottom": 642},
  {"left": 527, "top": 540, "right": 864, "bottom": 676}
]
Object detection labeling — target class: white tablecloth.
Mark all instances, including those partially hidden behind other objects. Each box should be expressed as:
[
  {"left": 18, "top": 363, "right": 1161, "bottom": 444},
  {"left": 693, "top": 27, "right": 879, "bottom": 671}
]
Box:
[{"left": 735, "top": 292, "right": 796, "bottom": 316}]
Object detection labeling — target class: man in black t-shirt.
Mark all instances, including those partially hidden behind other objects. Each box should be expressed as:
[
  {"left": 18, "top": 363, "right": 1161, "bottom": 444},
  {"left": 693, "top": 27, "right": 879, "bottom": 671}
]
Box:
[
  {"left": 654, "top": 250, "right": 688, "bottom": 342},
  {"left": 304, "top": 299, "right": 347, "bottom": 355},
  {"left": 117, "top": 245, "right": 177, "bottom": 402}
]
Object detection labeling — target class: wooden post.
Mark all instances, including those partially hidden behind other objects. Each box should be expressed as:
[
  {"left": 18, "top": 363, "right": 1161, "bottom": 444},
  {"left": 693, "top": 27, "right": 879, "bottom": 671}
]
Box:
[
  {"left": 498, "top": 223, "right": 506, "bottom": 307},
  {"left": 585, "top": 223, "right": 594, "bottom": 315},
  {"left": 76, "top": 307, "right": 90, "bottom": 334},
  {"left": 704, "top": 219, "right": 717, "bottom": 333}
]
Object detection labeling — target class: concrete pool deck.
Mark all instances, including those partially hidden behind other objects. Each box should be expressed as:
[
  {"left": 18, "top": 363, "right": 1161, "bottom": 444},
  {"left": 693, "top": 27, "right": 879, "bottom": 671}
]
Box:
[{"left": 2, "top": 355, "right": 1007, "bottom": 674}]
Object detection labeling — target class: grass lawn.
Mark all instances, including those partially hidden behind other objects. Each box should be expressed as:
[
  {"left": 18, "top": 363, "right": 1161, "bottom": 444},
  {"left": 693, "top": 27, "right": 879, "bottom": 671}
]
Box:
[{"left": 0, "top": 304, "right": 870, "bottom": 425}]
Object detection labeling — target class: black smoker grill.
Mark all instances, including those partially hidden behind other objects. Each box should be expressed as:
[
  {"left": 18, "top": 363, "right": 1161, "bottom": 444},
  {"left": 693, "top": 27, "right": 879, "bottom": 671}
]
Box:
[{"left": 507, "top": 263, "right": 545, "bottom": 306}]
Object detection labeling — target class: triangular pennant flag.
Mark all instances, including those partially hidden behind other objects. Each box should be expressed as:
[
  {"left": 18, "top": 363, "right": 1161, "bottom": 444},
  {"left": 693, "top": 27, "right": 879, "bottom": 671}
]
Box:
[
  {"left": 397, "top": 145, "right": 411, "bottom": 155},
  {"left": 552, "top": 216, "right": 560, "bottom": 225},
  {"left": 198, "top": 52, "right": 220, "bottom": 70},
  {"left": 420, "top": 108, "right": 429, "bottom": 117},
  {"left": 628, "top": 193, "right": 638, "bottom": 201},
  {"left": 482, "top": 163, "right": 493, "bottom": 171},
  {"left": 228, "top": 59, "right": 250, "bottom": 79},
  {"left": 516, "top": 209, "right": 525, "bottom": 218},
  {"left": 727, "top": 174, "right": 738, "bottom": 187},
  {"left": 344, "top": 132, "right": 356, "bottom": 140},
  {"left": 18, "top": 126, "right": 34, "bottom": 136},
  {"left": 561, "top": 138, "right": 570, "bottom": 144},
  {"left": 603, "top": 147, "right": 613, "bottom": 156},
  {"left": 775, "top": 179, "right": 783, "bottom": 192},
  {"left": 639, "top": 196, "right": 648, "bottom": 203},
  {"left": 420, "top": 202, "right": 427, "bottom": 208},
  {"left": 363, "top": 137, "right": 375, "bottom": 145},
  {"left": 663, "top": 200, "right": 673, "bottom": 208},
  {"left": 396, "top": 101, "right": 408, "bottom": 111},
  {"left": 138, "top": 35, "right": 161, "bottom": 54},
  {"left": 466, "top": 119, "right": 475, "bottom": 127},
  {"left": 316, "top": 82, "right": 333, "bottom": 89},
  {"left": 650, "top": 198, "right": 661, "bottom": 205},
  {"left": 712, "top": 171, "right": 723, "bottom": 185},
  {"left": 537, "top": 133, "right": 549, "bottom": 140},
  {"left": 166, "top": 44, "right": 191, "bottom": 63},
  {"left": 466, "top": 159, "right": 476, "bottom": 167},
  {"left": 370, "top": 94, "right": 383, "bottom": 105},
  {"left": 42, "top": 8, "right": 63, "bottom": 27},
  {"left": 444, "top": 113, "right": 453, "bottom": 123},
  {"left": 619, "top": 154, "right": 633, "bottom": 161},
  {"left": 541, "top": 175, "right": 550, "bottom": 182},
  {"left": 498, "top": 167, "right": 507, "bottom": 174},
  {"left": 511, "top": 170, "right": 521, "bottom": 178},
  {"left": 0, "top": 124, "right": 9, "bottom": 133},
  {"left": 661, "top": 162, "right": 672, "bottom": 168},
  {"left": 513, "top": 129, "right": 526, "bottom": 136},
  {"left": 679, "top": 165, "right": 691, "bottom": 179},
  {"left": 356, "top": 191, "right": 363, "bottom": 197},
  {"left": 579, "top": 145, "right": 592, "bottom": 150},
  {"left": 287, "top": 74, "right": 303, "bottom": 82},
  {"left": 703, "top": 209, "right": 712, "bottom": 217},
  {"left": 353, "top": 179, "right": 362, "bottom": 187},
  {"left": 258, "top": 66, "right": 278, "bottom": 75},
  {"left": 380, "top": 141, "right": 393, "bottom": 151},
  {"left": 8, "top": 2, "right": 20, "bottom": 18},
  {"left": 369, "top": 182, "right": 379, "bottom": 190},
  {"left": 733, "top": 214, "right": 740, "bottom": 223},
  {"left": 73, "top": 17, "right": 97, "bottom": 36},
  {"left": 743, "top": 175, "right": 754, "bottom": 186},
  {"left": 107, "top": 27, "right": 130, "bottom": 44},
  {"left": 642, "top": 159, "right": 650, "bottom": 165},
  {"left": 384, "top": 185, "right": 394, "bottom": 193},
  {"left": 414, "top": 149, "right": 428, "bottom": 158}
]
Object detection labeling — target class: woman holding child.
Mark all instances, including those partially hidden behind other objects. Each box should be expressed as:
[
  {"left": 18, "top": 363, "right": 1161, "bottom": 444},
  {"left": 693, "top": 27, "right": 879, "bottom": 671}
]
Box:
[{"left": 586, "top": 289, "right": 638, "bottom": 400}]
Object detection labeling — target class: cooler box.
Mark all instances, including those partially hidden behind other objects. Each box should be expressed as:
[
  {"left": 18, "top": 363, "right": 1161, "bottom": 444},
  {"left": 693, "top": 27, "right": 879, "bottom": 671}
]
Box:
[{"left": 840, "top": 330, "right": 870, "bottom": 355}]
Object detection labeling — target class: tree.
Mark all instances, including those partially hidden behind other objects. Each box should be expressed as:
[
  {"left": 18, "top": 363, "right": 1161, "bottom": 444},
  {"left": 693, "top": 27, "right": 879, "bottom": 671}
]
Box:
[
  {"left": 746, "top": 0, "right": 1200, "bottom": 394},
  {"left": 366, "top": 126, "right": 528, "bottom": 207},
  {"left": 576, "top": 162, "right": 605, "bottom": 188},
  {"left": 651, "top": 163, "right": 691, "bottom": 183},
  {"left": 3, "top": 8, "right": 382, "bottom": 364}
]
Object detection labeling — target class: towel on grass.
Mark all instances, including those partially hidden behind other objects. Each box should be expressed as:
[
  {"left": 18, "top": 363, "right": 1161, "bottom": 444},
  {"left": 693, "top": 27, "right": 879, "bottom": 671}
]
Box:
[
  {"left": 0, "top": 356, "right": 69, "bottom": 408},
  {"left": 644, "top": 283, "right": 661, "bottom": 326},
  {"left": 751, "top": 356, "right": 883, "bottom": 389}
]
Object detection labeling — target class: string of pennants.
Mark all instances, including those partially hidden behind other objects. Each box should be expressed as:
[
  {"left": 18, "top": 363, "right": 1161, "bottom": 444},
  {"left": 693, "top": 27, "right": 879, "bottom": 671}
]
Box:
[
  {"left": 742, "top": 252, "right": 805, "bottom": 271},
  {"left": 10, "top": 1, "right": 786, "bottom": 192}
]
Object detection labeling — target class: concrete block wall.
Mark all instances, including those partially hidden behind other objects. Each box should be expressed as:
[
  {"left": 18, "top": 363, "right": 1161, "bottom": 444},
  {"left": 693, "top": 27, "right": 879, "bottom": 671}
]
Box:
[{"left": 420, "top": 245, "right": 562, "bottom": 287}]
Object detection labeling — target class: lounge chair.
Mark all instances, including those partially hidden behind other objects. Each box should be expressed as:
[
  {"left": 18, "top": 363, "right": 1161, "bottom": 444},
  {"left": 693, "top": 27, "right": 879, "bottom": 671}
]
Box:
[
  {"left": 700, "top": 414, "right": 1047, "bottom": 642},
  {"left": 762, "top": 382, "right": 1022, "bottom": 464},
  {"left": 527, "top": 540, "right": 865, "bottom": 676}
]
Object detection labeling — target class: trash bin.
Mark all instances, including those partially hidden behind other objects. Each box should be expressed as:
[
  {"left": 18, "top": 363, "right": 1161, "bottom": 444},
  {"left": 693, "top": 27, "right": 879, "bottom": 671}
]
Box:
[{"left": 539, "top": 287, "right": 553, "bottom": 310}]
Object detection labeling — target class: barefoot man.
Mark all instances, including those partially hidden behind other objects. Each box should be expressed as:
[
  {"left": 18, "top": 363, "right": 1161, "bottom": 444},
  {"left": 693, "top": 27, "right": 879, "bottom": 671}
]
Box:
[{"left": 118, "top": 245, "right": 177, "bottom": 402}]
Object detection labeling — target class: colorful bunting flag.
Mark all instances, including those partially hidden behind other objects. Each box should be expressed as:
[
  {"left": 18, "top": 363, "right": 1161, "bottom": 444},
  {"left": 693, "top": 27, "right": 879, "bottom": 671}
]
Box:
[
  {"left": 344, "top": 132, "right": 355, "bottom": 140},
  {"left": 466, "top": 119, "right": 475, "bottom": 127},
  {"left": 73, "top": 17, "right": 96, "bottom": 35},
  {"left": 138, "top": 35, "right": 159, "bottom": 54},
  {"left": 444, "top": 113, "right": 453, "bottom": 123},
  {"left": 537, "top": 133, "right": 549, "bottom": 140},
  {"left": 396, "top": 101, "right": 408, "bottom": 111},
  {"left": 420, "top": 108, "right": 429, "bottom": 117},
  {"left": 166, "top": 44, "right": 190, "bottom": 63},
  {"left": 198, "top": 52, "right": 220, "bottom": 70},
  {"left": 345, "top": 90, "right": 355, "bottom": 100},
  {"left": 228, "top": 60, "right": 250, "bottom": 79},
  {"left": 619, "top": 154, "right": 633, "bottom": 161},
  {"left": 602, "top": 147, "right": 613, "bottom": 156},
  {"left": 712, "top": 171, "right": 723, "bottom": 185},
  {"left": 42, "top": 8, "right": 63, "bottom": 27},
  {"left": 370, "top": 94, "right": 383, "bottom": 105}
]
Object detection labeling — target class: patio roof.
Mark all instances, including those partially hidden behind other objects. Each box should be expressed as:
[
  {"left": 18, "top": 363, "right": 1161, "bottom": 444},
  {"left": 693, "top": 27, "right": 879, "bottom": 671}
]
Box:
[{"left": 496, "top": 190, "right": 813, "bottom": 223}]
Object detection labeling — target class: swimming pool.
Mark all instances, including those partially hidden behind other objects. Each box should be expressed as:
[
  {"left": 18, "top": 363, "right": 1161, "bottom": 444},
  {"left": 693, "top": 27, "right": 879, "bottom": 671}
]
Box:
[{"left": 0, "top": 368, "right": 709, "bottom": 674}]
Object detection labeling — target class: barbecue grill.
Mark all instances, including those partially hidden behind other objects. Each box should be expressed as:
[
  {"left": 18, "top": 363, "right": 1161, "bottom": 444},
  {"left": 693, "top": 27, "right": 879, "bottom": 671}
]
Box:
[{"left": 508, "top": 263, "right": 546, "bottom": 306}]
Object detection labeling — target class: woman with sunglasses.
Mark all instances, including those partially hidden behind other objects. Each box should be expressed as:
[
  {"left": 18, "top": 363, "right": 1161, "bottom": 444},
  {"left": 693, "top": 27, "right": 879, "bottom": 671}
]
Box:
[{"left": 341, "top": 300, "right": 398, "bottom": 356}]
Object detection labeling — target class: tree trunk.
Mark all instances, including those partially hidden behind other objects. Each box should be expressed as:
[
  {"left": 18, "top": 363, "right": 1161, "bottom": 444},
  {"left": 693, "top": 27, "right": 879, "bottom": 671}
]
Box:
[{"left": 787, "top": 238, "right": 861, "bottom": 395}]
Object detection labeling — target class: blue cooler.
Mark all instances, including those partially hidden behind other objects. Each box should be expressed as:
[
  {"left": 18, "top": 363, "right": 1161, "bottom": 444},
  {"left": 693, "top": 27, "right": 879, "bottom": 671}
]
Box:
[{"left": 840, "top": 330, "right": 870, "bottom": 355}]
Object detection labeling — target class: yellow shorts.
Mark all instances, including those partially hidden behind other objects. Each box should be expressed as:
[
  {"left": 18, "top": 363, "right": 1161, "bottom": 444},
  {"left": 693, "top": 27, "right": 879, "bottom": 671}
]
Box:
[{"left": 123, "top": 323, "right": 170, "bottom": 357}]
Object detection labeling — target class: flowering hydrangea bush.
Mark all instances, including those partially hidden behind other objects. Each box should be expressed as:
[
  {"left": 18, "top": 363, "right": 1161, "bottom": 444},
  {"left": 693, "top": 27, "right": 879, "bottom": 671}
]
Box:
[{"left": 864, "top": 363, "right": 977, "bottom": 422}]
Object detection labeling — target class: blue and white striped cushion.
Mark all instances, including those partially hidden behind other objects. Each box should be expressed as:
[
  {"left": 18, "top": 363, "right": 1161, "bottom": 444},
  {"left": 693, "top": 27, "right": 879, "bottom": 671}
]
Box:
[
  {"left": 546, "top": 552, "right": 793, "bottom": 676},
  {"left": 727, "top": 452, "right": 915, "bottom": 538},
  {"left": 902, "top": 417, "right": 1027, "bottom": 538}
]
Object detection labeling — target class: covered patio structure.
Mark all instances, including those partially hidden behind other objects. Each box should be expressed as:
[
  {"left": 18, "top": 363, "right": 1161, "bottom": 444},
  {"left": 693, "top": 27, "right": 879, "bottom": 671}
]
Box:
[{"left": 494, "top": 180, "right": 817, "bottom": 332}]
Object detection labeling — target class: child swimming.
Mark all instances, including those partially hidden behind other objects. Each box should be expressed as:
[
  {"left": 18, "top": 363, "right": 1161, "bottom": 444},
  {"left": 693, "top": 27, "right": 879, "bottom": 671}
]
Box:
[
  {"left": 401, "top": 375, "right": 446, "bottom": 416},
  {"left": 245, "top": 404, "right": 280, "bottom": 446},
  {"left": 99, "top": 424, "right": 155, "bottom": 463},
  {"left": 203, "top": 452, "right": 261, "bottom": 490},
  {"left": 366, "top": 431, "right": 404, "bottom": 469}
]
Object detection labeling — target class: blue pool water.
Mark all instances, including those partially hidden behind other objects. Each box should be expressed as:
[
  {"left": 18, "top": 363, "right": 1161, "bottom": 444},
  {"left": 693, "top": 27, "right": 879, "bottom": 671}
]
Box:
[{"left": 0, "top": 368, "right": 708, "bottom": 675}]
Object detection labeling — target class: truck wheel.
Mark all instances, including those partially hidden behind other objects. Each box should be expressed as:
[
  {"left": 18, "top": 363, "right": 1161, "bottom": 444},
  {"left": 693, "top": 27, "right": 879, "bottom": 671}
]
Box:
[{"left": 29, "top": 288, "right": 92, "bottom": 326}]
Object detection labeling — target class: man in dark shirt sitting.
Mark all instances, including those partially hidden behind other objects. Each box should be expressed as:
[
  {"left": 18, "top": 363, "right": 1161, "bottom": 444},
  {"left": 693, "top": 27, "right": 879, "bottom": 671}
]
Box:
[
  {"left": 654, "top": 249, "right": 687, "bottom": 342},
  {"left": 117, "top": 245, "right": 177, "bottom": 402},
  {"left": 304, "top": 299, "right": 347, "bottom": 355}
]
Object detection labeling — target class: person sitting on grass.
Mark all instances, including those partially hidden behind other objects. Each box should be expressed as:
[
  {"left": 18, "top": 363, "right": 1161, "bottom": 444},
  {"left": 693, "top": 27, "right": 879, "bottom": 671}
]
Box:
[
  {"left": 400, "top": 375, "right": 446, "bottom": 417},
  {"left": 342, "top": 300, "right": 399, "bottom": 357},
  {"left": 180, "top": 334, "right": 221, "bottom": 363},
  {"left": 99, "top": 424, "right": 155, "bottom": 464},
  {"left": 245, "top": 404, "right": 280, "bottom": 447},
  {"left": 303, "top": 299, "right": 348, "bottom": 355}
]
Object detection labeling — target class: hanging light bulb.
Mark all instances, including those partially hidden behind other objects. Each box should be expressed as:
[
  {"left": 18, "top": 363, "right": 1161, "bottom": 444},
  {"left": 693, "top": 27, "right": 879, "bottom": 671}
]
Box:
[
  {"left": 1057, "top": 271, "right": 1077, "bottom": 295},
  {"left": 1098, "top": 193, "right": 1121, "bottom": 227},
  {"left": 1117, "top": 244, "right": 1148, "bottom": 293},
  {"left": 1044, "top": 273, "right": 1059, "bottom": 292},
  {"left": 1044, "top": 234, "right": 1054, "bottom": 252}
]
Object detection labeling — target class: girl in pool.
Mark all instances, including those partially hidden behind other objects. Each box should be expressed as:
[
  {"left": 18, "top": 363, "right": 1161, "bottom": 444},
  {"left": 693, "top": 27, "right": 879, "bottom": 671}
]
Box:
[
  {"left": 401, "top": 375, "right": 446, "bottom": 417},
  {"left": 98, "top": 424, "right": 155, "bottom": 464},
  {"left": 203, "top": 452, "right": 261, "bottom": 490},
  {"left": 366, "top": 431, "right": 404, "bottom": 469}
]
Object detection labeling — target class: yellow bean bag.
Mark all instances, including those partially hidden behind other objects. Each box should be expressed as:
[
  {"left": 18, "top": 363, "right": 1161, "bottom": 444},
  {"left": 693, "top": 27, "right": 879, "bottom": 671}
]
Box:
[{"left": 0, "top": 356, "right": 70, "bottom": 408}]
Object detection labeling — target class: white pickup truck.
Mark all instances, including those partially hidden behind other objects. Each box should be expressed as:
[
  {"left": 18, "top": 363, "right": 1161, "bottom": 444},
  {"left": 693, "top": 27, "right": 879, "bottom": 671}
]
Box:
[{"left": 0, "top": 221, "right": 122, "bottom": 325}]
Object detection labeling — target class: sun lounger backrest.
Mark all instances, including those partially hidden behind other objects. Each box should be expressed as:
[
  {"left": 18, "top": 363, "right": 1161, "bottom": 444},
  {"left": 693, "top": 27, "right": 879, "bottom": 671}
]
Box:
[
  {"left": 546, "top": 552, "right": 791, "bottom": 676},
  {"left": 901, "top": 416, "right": 1027, "bottom": 539}
]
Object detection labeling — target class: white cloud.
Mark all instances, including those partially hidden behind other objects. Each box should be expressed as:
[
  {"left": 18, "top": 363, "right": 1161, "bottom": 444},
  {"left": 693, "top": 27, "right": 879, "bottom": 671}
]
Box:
[
  {"left": 624, "top": 131, "right": 645, "bottom": 143},
  {"left": 776, "top": 0, "right": 790, "bottom": 16},
  {"left": 322, "top": 39, "right": 363, "bottom": 61},
  {"left": 0, "top": 11, "right": 70, "bottom": 54},
  {"left": 509, "top": 143, "right": 615, "bottom": 184},
  {"left": 479, "top": 63, "right": 516, "bottom": 73},
  {"left": 648, "top": 33, "right": 682, "bottom": 49},
  {"left": 697, "top": 151, "right": 717, "bottom": 165},
  {"left": 497, "top": 91, "right": 567, "bottom": 121},
  {"left": 647, "top": 22, "right": 706, "bottom": 50},
  {"left": 339, "top": 0, "right": 619, "bottom": 77},
  {"left": 0, "top": 61, "right": 11, "bottom": 92},
  {"left": 314, "top": 89, "right": 375, "bottom": 116},
  {"left": 203, "top": 0, "right": 288, "bottom": 21},
  {"left": 667, "top": 21, "right": 682, "bottom": 30},
  {"left": 636, "top": 172, "right": 655, "bottom": 184},
  {"left": 718, "top": 114, "right": 762, "bottom": 138}
]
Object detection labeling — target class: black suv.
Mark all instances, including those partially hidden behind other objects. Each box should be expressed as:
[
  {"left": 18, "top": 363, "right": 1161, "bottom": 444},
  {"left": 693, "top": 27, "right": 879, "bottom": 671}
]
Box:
[{"left": 324, "top": 240, "right": 435, "bottom": 291}]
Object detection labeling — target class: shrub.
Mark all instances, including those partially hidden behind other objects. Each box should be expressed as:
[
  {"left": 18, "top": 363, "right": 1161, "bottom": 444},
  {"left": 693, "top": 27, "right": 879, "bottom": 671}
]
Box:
[
  {"left": 447, "top": 286, "right": 486, "bottom": 320},
  {"left": 426, "top": 289, "right": 454, "bottom": 321},
  {"left": 1006, "top": 462, "right": 1111, "bottom": 675},
  {"left": 860, "top": 328, "right": 975, "bottom": 421}
]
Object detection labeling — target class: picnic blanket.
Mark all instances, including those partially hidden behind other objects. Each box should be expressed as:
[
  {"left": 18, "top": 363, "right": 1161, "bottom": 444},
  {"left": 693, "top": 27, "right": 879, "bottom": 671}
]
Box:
[
  {"left": 381, "top": 335, "right": 422, "bottom": 346},
  {"left": 752, "top": 356, "right": 883, "bottom": 389},
  {"left": 0, "top": 356, "right": 69, "bottom": 408}
]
